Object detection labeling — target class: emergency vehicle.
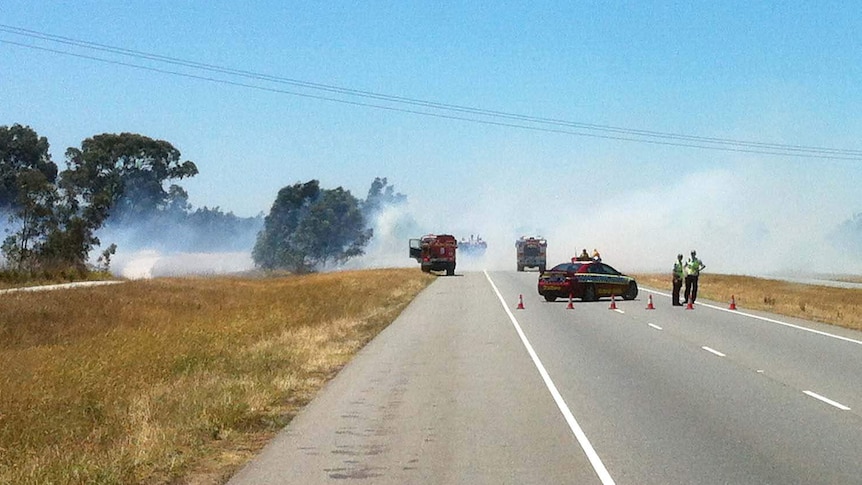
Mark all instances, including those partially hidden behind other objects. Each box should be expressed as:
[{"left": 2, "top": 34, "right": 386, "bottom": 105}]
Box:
[
  {"left": 537, "top": 260, "right": 638, "bottom": 302},
  {"left": 409, "top": 234, "right": 457, "bottom": 276},
  {"left": 515, "top": 236, "right": 547, "bottom": 272},
  {"left": 459, "top": 234, "right": 487, "bottom": 257}
]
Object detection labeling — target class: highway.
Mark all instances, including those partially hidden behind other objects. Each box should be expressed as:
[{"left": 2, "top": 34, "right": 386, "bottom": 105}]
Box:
[{"left": 228, "top": 271, "right": 862, "bottom": 484}]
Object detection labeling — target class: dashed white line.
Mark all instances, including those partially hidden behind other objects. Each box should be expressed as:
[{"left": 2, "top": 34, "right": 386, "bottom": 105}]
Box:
[
  {"left": 643, "top": 287, "right": 862, "bottom": 347},
  {"left": 803, "top": 391, "right": 851, "bottom": 411},
  {"left": 641, "top": 289, "right": 856, "bottom": 415},
  {"left": 613, "top": 309, "right": 625, "bottom": 314},
  {"left": 648, "top": 323, "right": 663, "bottom": 331},
  {"left": 701, "top": 346, "right": 726, "bottom": 357},
  {"left": 643, "top": 291, "right": 854, "bottom": 413},
  {"left": 485, "top": 271, "right": 616, "bottom": 485}
]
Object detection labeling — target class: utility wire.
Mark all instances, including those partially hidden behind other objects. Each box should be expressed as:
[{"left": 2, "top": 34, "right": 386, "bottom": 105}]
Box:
[{"left": 2, "top": 24, "right": 861, "bottom": 160}]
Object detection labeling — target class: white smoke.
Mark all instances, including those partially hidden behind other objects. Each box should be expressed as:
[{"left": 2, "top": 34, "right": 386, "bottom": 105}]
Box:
[
  {"left": 93, "top": 159, "right": 862, "bottom": 279},
  {"left": 368, "top": 161, "right": 862, "bottom": 277},
  {"left": 112, "top": 249, "right": 255, "bottom": 279},
  {"left": 114, "top": 249, "right": 161, "bottom": 279},
  {"left": 344, "top": 203, "right": 421, "bottom": 270},
  {"left": 94, "top": 213, "right": 261, "bottom": 279}
]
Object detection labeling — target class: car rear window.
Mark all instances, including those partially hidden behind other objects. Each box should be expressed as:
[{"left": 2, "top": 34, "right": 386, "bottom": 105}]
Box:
[{"left": 552, "top": 262, "right": 584, "bottom": 272}]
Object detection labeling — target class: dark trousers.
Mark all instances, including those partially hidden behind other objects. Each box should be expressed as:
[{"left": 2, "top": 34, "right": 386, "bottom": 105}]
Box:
[
  {"left": 684, "top": 275, "right": 699, "bottom": 303},
  {"left": 672, "top": 276, "right": 683, "bottom": 305}
]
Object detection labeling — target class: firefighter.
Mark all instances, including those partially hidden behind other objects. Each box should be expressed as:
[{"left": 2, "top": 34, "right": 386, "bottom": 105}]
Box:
[
  {"left": 577, "top": 249, "right": 591, "bottom": 261},
  {"left": 672, "top": 253, "right": 685, "bottom": 306},
  {"left": 684, "top": 250, "right": 706, "bottom": 304},
  {"left": 592, "top": 249, "right": 601, "bottom": 261}
]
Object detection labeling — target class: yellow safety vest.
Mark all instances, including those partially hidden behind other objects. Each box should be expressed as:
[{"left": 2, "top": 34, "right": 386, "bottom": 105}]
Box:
[
  {"left": 673, "top": 260, "right": 685, "bottom": 278},
  {"left": 686, "top": 257, "right": 704, "bottom": 276}
]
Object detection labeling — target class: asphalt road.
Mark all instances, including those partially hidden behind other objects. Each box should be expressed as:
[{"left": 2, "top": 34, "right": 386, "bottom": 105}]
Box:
[{"left": 228, "top": 271, "right": 862, "bottom": 484}]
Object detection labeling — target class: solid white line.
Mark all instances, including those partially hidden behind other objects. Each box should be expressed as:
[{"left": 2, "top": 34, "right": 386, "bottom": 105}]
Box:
[
  {"left": 644, "top": 287, "right": 862, "bottom": 347},
  {"left": 648, "top": 323, "right": 663, "bottom": 331},
  {"left": 701, "top": 346, "right": 726, "bottom": 357},
  {"left": 803, "top": 391, "right": 851, "bottom": 411},
  {"left": 484, "top": 271, "right": 616, "bottom": 485}
]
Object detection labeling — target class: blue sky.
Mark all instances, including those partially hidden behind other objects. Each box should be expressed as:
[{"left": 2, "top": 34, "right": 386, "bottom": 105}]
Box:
[{"left": 2, "top": 2, "right": 861, "bottom": 275}]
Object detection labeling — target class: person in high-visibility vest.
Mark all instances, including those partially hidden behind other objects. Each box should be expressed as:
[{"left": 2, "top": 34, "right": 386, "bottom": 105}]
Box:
[
  {"left": 672, "top": 253, "right": 685, "bottom": 306},
  {"left": 684, "top": 250, "right": 706, "bottom": 304}
]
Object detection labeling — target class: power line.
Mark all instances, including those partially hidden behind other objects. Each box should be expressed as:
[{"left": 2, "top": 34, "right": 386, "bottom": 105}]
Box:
[{"left": 2, "top": 24, "right": 861, "bottom": 160}]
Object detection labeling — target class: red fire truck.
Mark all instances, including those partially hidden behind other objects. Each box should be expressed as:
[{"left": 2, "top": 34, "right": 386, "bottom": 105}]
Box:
[
  {"left": 409, "top": 234, "right": 457, "bottom": 276},
  {"left": 515, "top": 236, "right": 547, "bottom": 272}
]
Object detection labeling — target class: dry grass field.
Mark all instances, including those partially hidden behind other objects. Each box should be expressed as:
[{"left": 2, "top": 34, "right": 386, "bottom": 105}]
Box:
[
  {"left": 634, "top": 273, "right": 862, "bottom": 331},
  {"left": 0, "top": 269, "right": 433, "bottom": 485}
]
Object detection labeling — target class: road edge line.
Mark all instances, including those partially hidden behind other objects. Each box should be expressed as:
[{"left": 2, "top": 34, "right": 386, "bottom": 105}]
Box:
[{"left": 484, "top": 270, "right": 616, "bottom": 485}]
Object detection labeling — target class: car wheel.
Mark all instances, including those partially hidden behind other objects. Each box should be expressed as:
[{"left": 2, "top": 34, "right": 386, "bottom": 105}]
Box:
[
  {"left": 623, "top": 281, "right": 638, "bottom": 300},
  {"left": 539, "top": 265, "right": 546, "bottom": 273},
  {"left": 517, "top": 264, "right": 524, "bottom": 272},
  {"left": 583, "top": 284, "right": 597, "bottom": 302},
  {"left": 446, "top": 263, "right": 455, "bottom": 276},
  {"left": 544, "top": 294, "right": 557, "bottom": 302}
]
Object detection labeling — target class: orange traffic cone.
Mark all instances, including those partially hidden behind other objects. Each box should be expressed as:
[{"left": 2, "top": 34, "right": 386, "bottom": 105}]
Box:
[
  {"left": 516, "top": 294, "right": 525, "bottom": 310},
  {"left": 685, "top": 296, "right": 694, "bottom": 310},
  {"left": 609, "top": 294, "right": 617, "bottom": 310},
  {"left": 646, "top": 294, "right": 655, "bottom": 310},
  {"left": 729, "top": 295, "right": 737, "bottom": 310},
  {"left": 566, "top": 293, "right": 574, "bottom": 310}
]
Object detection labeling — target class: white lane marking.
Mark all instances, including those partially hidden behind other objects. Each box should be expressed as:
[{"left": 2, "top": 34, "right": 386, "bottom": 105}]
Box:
[
  {"left": 701, "top": 346, "right": 726, "bottom": 357},
  {"left": 613, "top": 309, "right": 625, "bottom": 314},
  {"left": 648, "top": 323, "right": 663, "bottom": 331},
  {"left": 644, "top": 288, "right": 862, "bottom": 347},
  {"left": 484, "top": 271, "right": 616, "bottom": 485},
  {"left": 803, "top": 391, "right": 851, "bottom": 411}
]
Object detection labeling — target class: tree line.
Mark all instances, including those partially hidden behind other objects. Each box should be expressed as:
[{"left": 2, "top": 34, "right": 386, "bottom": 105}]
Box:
[{"left": 0, "top": 123, "right": 404, "bottom": 280}]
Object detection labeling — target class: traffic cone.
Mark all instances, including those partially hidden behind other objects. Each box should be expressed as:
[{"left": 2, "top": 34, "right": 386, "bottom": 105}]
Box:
[
  {"left": 566, "top": 293, "right": 574, "bottom": 310},
  {"left": 516, "top": 294, "right": 525, "bottom": 310},
  {"left": 609, "top": 294, "right": 617, "bottom": 310},
  {"left": 729, "top": 295, "right": 737, "bottom": 310},
  {"left": 646, "top": 294, "right": 655, "bottom": 310},
  {"left": 685, "top": 296, "right": 694, "bottom": 310}
]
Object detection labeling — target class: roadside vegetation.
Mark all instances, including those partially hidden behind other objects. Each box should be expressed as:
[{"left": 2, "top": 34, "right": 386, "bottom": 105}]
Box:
[
  {"left": 0, "top": 269, "right": 433, "bottom": 484},
  {"left": 0, "top": 268, "right": 116, "bottom": 291},
  {"left": 2, "top": 124, "right": 411, "bottom": 287},
  {"left": 634, "top": 273, "right": 862, "bottom": 331}
]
